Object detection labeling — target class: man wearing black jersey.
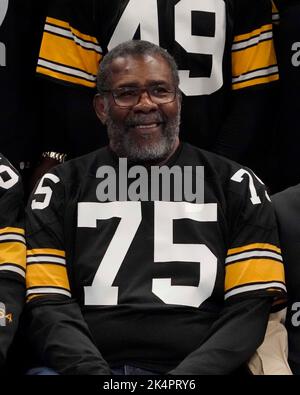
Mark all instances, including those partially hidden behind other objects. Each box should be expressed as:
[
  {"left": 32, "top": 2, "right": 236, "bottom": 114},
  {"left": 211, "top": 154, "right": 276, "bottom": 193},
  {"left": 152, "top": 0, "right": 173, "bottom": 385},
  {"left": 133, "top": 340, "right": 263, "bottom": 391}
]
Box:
[
  {"left": 269, "top": 0, "right": 300, "bottom": 192},
  {"left": 0, "top": 155, "right": 26, "bottom": 370},
  {"left": 273, "top": 185, "right": 300, "bottom": 374},
  {"left": 25, "top": 41, "right": 287, "bottom": 375}
]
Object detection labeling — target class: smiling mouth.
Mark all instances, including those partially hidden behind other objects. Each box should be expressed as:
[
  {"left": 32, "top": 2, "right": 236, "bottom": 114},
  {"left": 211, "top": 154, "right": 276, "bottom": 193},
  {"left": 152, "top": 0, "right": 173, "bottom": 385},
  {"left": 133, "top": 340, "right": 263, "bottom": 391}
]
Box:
[
  {"left": 135, "top": 123, "right": 160, "bottom": 129},
  {"left": 129, "top": 122, "right": 163, "bottom": 130}
]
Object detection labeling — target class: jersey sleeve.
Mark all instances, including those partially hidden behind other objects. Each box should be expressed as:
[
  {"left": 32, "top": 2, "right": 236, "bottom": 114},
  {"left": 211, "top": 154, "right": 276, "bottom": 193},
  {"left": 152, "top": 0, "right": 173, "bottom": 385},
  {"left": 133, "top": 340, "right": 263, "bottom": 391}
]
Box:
[
  {"left": 26, "top": 170, "right": 70, "bottom": 300},
  {"left": 0, "top": 155, "right": 26, "bottom": 367},
  {"left": 34, "top": 0, "right": 105, "bottom": 156},
  {"left": 26, "top": 168, "right": 111, "bottom": 374},
  {"left": 169, "top": 163, "right": 287, "bottom": 375},
  {"left": 36, "top": 0, "right": 102, "bottom": 88},
  {"left": 224, "top": 166, "right": 286, "bottom": 304},
  {"left": 231, "top": 0, "right": 278, "bottom": 91},
  {"left": 213, "top": 0, "right": 279, "bottom": 178}
]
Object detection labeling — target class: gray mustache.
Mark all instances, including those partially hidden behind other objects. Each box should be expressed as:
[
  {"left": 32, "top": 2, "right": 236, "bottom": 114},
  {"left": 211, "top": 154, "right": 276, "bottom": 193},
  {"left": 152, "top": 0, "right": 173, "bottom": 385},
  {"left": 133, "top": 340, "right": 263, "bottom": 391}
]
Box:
[{"left": 125, "top": 113, "right": 165, "bottom": 127}]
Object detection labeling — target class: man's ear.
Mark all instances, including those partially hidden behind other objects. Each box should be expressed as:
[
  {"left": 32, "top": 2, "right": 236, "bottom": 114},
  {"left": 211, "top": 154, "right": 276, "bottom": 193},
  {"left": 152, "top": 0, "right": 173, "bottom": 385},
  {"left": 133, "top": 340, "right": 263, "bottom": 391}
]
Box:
[{"left": 94, "top": 94, "right": 108, "bottom": 125}]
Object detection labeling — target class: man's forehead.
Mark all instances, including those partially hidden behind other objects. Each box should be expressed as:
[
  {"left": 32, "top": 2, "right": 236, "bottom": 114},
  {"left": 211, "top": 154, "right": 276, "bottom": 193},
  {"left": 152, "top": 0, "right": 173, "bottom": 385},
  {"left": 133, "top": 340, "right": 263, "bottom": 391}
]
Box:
[{"left": 108, "top": 53, "right": 173, "bottom": 83}]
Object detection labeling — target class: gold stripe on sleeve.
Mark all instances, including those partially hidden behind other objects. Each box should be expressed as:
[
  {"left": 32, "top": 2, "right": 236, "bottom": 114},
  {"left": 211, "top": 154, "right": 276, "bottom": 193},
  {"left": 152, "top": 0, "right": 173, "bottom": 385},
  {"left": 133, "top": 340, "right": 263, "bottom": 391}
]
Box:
[
  {"left": 0, "top": 242, "right": 26, "bottom": 270},
  {"left": 26, "top": 263, "right": 70, "bottom": 291},
  {"left": 225, "top": 258, "right": 285, "bottom": 292},
  {"left": 228, "top": 243, "right": 281, "bottom": 256}
]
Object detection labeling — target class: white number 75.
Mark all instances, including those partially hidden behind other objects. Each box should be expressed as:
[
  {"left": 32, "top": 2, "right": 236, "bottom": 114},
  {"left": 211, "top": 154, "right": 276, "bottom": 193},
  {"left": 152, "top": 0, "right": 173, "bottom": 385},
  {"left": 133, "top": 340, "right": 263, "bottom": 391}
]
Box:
[
  {"left": 31, "top": 173, "right": 60, "bottom": 210},
  {"left": 231, "top": 169, "right": 271, "bottom": 204},
  {"left": 78, "top": 201, "right": 217, "bottom": 308}
]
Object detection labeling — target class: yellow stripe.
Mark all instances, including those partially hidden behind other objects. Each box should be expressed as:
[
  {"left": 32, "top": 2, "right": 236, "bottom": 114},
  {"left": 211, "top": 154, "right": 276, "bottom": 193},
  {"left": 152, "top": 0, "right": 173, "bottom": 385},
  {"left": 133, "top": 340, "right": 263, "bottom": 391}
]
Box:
[
  {"left": 272, "top": 1, "right": 278, "bottom": 14},
  {"left": 228, "top": 243, "right": 281, "bottom": 256},
  {"left": 232, "top": 39, "right": 277, "bottom": 77},
  {"left": 0, "top": 227, "right": 24, "bottom": 235},
  {"left": 46, "top": 16, "right": 69, "bottom": 29},
  {"left": 46, "top": 17, "right": 99, "bottom": 45},
  {"left": 36, "top": 66, "right": 96, "bottom": 88},
  {"left": 0, "top": 242, "right": 26, "bottom": 270},
  {"left": 26, "top": 263, "right": 70, "bottom": 291},
  {"left": 38, "top": 30, "right": 101, "bottom": 77},
  {"left": 225, "top": 258, "right": 285, "bottom": 292},
  {"left": 234, "top": 24, "right": 272, "bottom": 43},
  {"left": 232, "top": 73, "right": 279, "bottom": 90},
  {"left": 27, "top": 248, "right": 65, "bottom": 258}
]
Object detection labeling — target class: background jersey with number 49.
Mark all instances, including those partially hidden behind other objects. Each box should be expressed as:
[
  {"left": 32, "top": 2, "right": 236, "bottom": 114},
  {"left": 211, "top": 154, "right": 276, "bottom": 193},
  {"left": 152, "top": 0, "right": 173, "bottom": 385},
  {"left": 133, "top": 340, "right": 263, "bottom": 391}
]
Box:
[{"left": 36, "top": 0, "right": 279, "bottom": 181}]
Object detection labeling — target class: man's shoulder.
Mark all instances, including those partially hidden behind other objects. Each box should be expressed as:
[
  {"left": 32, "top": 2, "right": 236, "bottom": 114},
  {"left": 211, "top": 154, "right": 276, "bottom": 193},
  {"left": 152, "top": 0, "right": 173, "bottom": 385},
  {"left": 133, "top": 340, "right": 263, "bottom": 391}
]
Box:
[
  {"left": 272, "top": 184, "right": 300, "bottom": 213},
  {"left": 182, "top": 143, "right": 247, "bottom": 175},
  {"left": 54, "top": 146, "right": 111, "bottom": 179},
  {"left": 0, "top": 153, "right": 22, "bottom": 197},
  {"left": 272, "top": 185, "right": 300, "bottom": 242},
  {"left": 182, "top": 143, "right": 270, "bottom": 207},
  {"left": 0, "top": 154, "right": 18, "bottom": 171},
  {"left": 272, "top": 185, "right": 300, "bottom": 270}
]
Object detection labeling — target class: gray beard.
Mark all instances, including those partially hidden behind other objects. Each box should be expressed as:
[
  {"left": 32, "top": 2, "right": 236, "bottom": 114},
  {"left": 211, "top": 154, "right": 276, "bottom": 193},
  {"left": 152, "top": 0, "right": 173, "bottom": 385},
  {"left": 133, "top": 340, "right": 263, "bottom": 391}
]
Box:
[{"left": 106, "top": 111, "right": 180, "bottom": 163}]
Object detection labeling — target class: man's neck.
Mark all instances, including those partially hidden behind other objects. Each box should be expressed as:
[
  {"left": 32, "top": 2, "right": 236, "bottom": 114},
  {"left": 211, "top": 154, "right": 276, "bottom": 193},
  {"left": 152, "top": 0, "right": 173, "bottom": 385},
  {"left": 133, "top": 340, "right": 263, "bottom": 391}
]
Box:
[{"left": 110, "top": 137, "right": 180, "bottom": 167}]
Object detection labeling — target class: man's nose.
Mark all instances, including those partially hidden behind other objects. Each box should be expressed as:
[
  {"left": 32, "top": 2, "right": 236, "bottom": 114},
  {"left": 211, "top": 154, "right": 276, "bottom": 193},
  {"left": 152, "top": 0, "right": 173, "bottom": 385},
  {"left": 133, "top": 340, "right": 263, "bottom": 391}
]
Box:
[{"left": 133, "top": 90, "right": 158, "bottom": 112}]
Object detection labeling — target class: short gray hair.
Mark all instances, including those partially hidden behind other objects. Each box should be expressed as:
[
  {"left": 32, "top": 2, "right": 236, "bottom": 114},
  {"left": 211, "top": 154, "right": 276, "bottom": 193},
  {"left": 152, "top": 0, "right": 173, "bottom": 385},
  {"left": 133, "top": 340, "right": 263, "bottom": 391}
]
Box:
[{"left": 96, "top": 40, "right": 180, "bottom": 94}]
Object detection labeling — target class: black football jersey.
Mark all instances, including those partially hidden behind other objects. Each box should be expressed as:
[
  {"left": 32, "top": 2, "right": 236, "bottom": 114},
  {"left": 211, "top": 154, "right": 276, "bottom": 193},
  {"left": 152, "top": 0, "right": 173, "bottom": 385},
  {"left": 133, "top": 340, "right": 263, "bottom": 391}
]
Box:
[
  {"left": 273, "top": 185, "right": 300, "bottom": 375},
  {"left": 26, "top": 143, "right": 286, "bottom": 370},
  {"left": 0, "top": 155, "right": 25, "bottom": 366},
  {"left": 35, "top": 0, "right": 278, "bottom": 176},
  {"left": 0, "top": 0, "right": 46, "bottom": 169}
]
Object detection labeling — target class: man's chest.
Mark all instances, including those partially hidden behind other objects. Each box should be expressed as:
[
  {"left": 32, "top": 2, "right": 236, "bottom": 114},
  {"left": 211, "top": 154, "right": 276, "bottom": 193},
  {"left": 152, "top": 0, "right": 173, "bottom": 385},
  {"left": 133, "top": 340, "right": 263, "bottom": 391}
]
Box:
[{"left": 65, "top": 194, "right": 227, "bottom": 309}]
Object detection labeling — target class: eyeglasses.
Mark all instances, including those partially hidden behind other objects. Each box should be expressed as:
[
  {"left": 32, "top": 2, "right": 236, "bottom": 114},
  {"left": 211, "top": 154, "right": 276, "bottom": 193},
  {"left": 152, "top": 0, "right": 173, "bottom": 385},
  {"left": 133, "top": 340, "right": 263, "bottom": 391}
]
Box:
[{"left": 103, "top": 85, "right": 177, "bottom": 108}]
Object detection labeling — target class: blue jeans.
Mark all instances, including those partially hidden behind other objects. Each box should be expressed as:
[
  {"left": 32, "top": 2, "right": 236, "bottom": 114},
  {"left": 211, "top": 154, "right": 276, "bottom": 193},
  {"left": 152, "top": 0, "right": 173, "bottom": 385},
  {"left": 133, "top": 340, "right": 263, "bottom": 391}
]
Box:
[
  {"left": 111, "top": 365, "right": 159, "bottom": 375},
  {"left": 26, "top": 367, "right": 59, "bottom": 375},
  {"left": 27, "top": 365, "right": 159, "bottom": 375}
]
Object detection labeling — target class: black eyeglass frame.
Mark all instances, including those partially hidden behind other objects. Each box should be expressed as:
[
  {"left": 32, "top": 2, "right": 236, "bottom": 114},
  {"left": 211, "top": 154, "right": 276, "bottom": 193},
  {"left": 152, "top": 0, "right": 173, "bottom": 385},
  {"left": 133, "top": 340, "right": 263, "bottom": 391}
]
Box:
[{"left": 101, "top": 85, "right": 178, "bottom": 108}]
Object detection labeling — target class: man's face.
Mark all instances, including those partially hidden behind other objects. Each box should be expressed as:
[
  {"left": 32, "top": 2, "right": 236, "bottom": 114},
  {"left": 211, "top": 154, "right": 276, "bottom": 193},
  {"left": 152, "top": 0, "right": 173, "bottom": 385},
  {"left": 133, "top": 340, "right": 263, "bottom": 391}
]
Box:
[{"left": 95, "top": 54, "right": 181, "bottom": 163}]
